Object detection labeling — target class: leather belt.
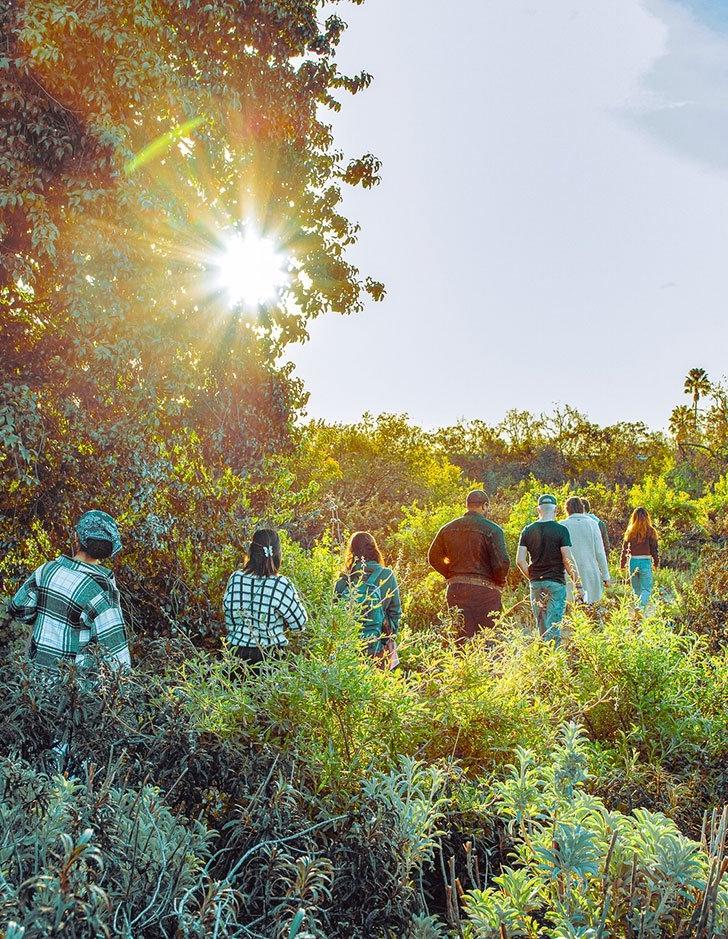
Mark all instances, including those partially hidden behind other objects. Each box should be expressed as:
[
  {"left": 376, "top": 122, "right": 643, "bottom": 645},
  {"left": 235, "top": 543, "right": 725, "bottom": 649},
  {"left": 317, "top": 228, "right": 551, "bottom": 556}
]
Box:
[{"left": 448, "top": 575, "right": 501, "bottom": 591}]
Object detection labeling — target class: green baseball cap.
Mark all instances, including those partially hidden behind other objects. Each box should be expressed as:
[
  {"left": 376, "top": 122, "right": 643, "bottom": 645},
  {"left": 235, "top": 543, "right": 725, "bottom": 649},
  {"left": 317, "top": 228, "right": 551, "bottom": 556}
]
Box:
[{"left": 537, "top": 494, "right": 558, "bottom": 506}]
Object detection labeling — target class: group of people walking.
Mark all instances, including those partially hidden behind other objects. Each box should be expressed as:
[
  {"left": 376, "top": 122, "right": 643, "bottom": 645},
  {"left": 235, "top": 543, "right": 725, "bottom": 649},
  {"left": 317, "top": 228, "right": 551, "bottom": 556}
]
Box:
[
  {"left": 430, "top": 490, "right": 659, "bottom": 645},
  {"left": 3, "top": 494, "right": 660, "bottom": 675}
]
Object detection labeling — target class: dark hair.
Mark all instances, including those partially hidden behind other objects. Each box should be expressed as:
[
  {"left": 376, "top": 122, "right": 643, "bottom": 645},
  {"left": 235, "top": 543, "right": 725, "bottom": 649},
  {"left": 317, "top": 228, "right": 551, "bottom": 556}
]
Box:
[
  {"left": 345, "top": 531, "right": 383, "bottom": 571},
  {"left": 581, "top": 497, "right": 591, "bottom": 513},
  {"left": 244, "top": 528, "right": 281, "bottom": 577},
  {"left": 566, "top": 497, "right": 584, "bottom": 516},
  {"left": 80, "top": 536, "right": 114, "bottom": 560},
  {"left": 466, "top": 489, "right": 488, "bottom": 509}
]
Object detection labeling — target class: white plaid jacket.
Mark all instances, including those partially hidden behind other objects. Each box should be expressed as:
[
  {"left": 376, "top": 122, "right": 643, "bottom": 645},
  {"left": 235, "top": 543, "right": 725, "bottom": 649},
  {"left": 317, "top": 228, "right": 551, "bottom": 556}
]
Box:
[
  {"left": 8, "top": 555, "right": 131, "bottom": 671},
  {"left": 223, "top": 572, "right": 308, "bottom": 648}
]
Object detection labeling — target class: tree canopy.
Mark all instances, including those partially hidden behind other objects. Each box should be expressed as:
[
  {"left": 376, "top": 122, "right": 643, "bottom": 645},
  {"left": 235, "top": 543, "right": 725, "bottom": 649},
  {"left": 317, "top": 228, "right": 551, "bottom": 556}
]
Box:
[{"left": 0, "top": 0, "right": 382, "bottom": 614}]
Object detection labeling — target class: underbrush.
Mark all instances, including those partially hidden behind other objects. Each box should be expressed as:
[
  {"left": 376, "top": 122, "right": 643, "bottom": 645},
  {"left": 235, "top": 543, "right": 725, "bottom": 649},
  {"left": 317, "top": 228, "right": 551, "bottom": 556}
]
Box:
[{"left": 0, "top": 552, "right": 726, "bottom": 936}]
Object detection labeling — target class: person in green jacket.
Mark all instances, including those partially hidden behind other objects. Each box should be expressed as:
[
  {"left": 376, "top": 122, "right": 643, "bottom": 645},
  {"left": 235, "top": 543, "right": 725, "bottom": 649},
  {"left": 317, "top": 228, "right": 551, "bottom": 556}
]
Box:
[{"left": 334, "top": 531, "right": 402, "bottom": 657}]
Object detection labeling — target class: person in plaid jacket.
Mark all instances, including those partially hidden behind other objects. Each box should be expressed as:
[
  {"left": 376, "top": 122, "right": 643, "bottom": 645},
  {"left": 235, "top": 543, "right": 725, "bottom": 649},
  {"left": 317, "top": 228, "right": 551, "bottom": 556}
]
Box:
[
  {"left": 224, "top": 528, "right": 308, "bottom": 665},
  {"left": 6, "top": 510, "right": 131, "bottom": 673}
]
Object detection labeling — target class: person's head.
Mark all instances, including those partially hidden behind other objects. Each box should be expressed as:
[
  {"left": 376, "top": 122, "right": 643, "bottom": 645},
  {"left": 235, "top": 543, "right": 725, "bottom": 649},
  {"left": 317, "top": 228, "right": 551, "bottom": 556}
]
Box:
[
  {"left": 244, "top": 528, "right": 281, "bottom": 577},
  {"left": 536, "top": 493, "right": 558, "bottom": 519},
  {"left": 345, "top": 531, "right": 383, "bottom": 571},
  {"left": 75, "top": 510, "right": 122, "bottom": 561},
  {"left": 466, "top": 489, "right": 489, "bottom": 515},
  {"left": 625, "top": 507, "right": 655, "bottom": 542},
  {"left": 581, "top": 497, "right": 592, "bottom": 513},
  {"left": 565, "top": 497, "right": 584, "bottom": 516}
]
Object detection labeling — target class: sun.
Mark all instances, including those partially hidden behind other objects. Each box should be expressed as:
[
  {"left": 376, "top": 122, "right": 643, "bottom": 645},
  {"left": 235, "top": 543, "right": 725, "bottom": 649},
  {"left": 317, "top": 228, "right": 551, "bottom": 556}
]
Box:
[{"left": 211, "top": 228, "right": 288, "bottom": 309}]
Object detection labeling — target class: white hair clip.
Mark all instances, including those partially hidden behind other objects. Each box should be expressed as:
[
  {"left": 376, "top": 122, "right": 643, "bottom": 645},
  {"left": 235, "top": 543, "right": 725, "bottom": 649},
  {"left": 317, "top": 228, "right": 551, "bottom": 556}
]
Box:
[{"left": 263, "top": 545, "right": 274, "bottom": 559}]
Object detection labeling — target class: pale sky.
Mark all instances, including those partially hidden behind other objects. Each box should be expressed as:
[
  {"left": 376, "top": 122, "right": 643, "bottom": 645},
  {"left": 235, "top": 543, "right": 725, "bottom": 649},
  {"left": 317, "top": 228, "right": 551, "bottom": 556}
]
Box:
[{"left": 290, "top": 0, "right": 728, "bottom": 430}]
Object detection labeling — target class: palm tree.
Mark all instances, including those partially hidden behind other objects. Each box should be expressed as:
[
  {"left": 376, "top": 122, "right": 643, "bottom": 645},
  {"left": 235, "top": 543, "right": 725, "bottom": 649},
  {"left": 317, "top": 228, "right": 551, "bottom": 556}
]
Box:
[
  {"left": 683, "top": 367, "right": 711, "bottom": 421},
  {"left": 669, "top": 405, "right": 696, "bottom": 445}
]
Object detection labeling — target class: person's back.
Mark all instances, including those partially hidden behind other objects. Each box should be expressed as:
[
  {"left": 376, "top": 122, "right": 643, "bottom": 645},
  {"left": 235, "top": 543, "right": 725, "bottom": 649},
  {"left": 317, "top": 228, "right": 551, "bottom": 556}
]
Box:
[
  {"left": 224, "top": 528, "right": 308, "bottom": 664},
  {"left": 519, "top": 519, "right": 570, "bottom": 584},
  {"left": 517, "top": 495, "right": 582, "bottom": 644},
  {"left": 560, "top": 499, "right": 610, "bottom": 604},
  {"left": 581, "top": 498, "right": 610, "bottom": 555},
  {"left": 334, "top": 533, "right": 401, "bottom": 657},
  {"left": 428, "top": 490, "right": 509, "bottom": 640},
  {"left": 6, "top": 510, "right": 130, "bottom": 673},
  {"left": 620, "top": 508, "right": 659, "bottom": 610}
]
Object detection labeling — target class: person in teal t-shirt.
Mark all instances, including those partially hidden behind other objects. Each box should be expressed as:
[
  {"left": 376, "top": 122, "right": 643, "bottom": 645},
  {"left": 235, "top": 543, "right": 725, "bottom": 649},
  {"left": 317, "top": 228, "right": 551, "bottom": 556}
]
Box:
[{"left": 516, "top": 494, "right": 583, "bottom": 644}]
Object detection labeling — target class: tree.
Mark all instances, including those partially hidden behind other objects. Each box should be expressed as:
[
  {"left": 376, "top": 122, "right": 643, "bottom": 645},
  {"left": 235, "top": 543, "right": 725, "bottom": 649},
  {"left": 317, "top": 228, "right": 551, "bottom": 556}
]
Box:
[
  {"left": 669, "top": 405, "right": 698, "bottom": 448},
  {"left": 683, "top": 367, "right": 711, "bottom": 421},
  {"left": 0, "top": 0, "right": 382, "bottom": 633}
]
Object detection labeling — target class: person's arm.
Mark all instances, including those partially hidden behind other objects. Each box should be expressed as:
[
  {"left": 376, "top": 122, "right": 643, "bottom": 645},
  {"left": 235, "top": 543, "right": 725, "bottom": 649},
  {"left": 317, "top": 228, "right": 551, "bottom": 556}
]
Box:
[
  {"left": 561, "top": 546, "right": 583, "bottom": 597},
  {"left": 599, "top": 519, "right": 611, "bottom": 555},
  {"left": 594, "top": 524, "right": 610, "bottom": 584},
  {"left": 333, "top": 575, "right": 349, "bottom": 600},
  {"left": 223, "top": 573, "right": 238, "bottom": 633},
  {"left": 651, "top": 534, "right": 659, "bottom": 569},
  {"left": 381, "top": 570, "right": 402, "bottom": 635},
  {"left": 427, "top": 529, "right": 450, "bottom": 578},
  {"left": 489, "top": 526, "right": 510, "bottom": 587},
  {"left": 6, "top": 569, "right": 40, "bottom": 625},
  {"left": 516, "top": 544, "right": 530, "bottom": 580},
  {"left": 85, "top": 582, "right": 131, "bottom": 669},
  {"left": 279, "top": 579, "right": 308, "bottom": 632},
  {"left": 620, "top": 540, "right": 629, "bottom": 570}
]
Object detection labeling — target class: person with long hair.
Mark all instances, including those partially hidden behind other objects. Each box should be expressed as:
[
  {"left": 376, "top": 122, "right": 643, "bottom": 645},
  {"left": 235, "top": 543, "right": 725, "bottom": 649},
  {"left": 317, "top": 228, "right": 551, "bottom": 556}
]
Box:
[
  {"left": 334, "top": 531, "right": 401, "bottom": 660},
  {"left": 560, "top": 497, "right": 610, "bottom": 605},
  {"left": 620, "top": 508, "right": 659, "bottom": 609},
  {"left": 223, "top": 528, "right": 308, "bottom": 665}
]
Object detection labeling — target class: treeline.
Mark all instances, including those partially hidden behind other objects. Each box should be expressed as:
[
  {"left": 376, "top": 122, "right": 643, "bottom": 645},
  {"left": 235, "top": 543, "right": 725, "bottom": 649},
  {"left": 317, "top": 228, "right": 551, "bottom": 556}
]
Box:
[{"left": 290, "top": 377, "right": 728, "bottom": 555}]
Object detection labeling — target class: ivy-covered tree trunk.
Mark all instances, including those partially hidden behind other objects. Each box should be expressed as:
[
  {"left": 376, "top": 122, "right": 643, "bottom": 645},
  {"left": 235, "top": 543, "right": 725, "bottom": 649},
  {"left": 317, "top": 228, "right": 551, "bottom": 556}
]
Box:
[{"left": 0, "top": 0, "right": 382, "bottom": 634}]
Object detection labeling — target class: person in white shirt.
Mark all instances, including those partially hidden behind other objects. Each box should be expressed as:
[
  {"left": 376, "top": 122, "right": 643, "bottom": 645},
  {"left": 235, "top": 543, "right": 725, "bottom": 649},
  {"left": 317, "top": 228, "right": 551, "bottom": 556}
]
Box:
[{"left": 561, "top": 497, "right": 610, "bottom": 605}]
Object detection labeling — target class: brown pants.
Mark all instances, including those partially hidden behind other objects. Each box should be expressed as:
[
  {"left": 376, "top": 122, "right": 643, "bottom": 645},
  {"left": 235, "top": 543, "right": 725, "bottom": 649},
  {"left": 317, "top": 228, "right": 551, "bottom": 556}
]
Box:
[{"left": 446, "top": 581, "right": 502, "bottom": 641}]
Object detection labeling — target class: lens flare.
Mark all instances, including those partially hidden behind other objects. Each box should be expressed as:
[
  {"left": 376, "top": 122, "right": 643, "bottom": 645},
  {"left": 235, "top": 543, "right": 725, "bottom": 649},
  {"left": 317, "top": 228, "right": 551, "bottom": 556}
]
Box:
[{"left": 212, "top": 229, "right": 288, "bottom": 308}]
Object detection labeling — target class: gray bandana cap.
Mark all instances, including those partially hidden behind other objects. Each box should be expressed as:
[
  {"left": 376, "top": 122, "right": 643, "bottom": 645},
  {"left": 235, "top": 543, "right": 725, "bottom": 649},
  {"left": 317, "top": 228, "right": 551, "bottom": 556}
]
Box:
[{"left": 75, "top": 510, "right": 122, "bottom": 557}]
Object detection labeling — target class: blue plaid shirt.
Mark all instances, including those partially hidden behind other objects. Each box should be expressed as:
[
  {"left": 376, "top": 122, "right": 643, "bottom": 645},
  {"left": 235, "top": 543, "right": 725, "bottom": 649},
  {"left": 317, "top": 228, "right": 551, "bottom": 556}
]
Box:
[{"left": 8, "top": 555, "right": 131, "bottom": 671}]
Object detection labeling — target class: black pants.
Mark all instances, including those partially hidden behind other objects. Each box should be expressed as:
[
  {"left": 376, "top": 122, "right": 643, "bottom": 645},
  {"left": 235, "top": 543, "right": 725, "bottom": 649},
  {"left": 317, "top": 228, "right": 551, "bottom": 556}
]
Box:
[
  {"left": 233, "top": 645, "right": 284, "bottom": 667},
  {"left": 446, "top": 582, "right": 502, "bottom": 641}
]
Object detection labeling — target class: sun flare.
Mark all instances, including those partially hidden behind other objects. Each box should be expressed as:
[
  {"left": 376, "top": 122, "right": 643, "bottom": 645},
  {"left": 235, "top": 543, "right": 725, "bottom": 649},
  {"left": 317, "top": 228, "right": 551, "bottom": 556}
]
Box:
[{"left": 211, "top": 228, "right": 288, "bottom": 309}]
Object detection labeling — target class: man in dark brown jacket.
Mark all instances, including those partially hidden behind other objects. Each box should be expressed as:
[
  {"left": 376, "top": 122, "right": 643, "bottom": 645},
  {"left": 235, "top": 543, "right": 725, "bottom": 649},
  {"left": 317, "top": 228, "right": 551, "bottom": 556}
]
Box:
[{"left": 428, "top": 490, "right": 510, "bottom": 641}]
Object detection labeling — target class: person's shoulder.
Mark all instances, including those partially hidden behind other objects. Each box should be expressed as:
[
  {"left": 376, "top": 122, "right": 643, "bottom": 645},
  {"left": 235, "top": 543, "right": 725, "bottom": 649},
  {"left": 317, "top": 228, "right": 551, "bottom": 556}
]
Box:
[
  {"left": 552, "top": 521, "right": 571, "bottom": 537},
  {"left": 438, "top": 515, "right": 462, "bottom": 533},
  {"left": 478, "top": 515, "right": 504, "bottom": 534},
  {"left": 520, "top": 521, "right": 536, "bottom": 536},
  {"left": 275, "top": 574, "right": 296, "bottom": 589}
]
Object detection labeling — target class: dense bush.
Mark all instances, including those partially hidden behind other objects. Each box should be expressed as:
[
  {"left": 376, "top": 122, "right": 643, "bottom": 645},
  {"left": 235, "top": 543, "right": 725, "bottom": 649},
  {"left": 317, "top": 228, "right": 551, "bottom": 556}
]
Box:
[{"left": 1, "top": 530, "right": 727, "bottom": 936}]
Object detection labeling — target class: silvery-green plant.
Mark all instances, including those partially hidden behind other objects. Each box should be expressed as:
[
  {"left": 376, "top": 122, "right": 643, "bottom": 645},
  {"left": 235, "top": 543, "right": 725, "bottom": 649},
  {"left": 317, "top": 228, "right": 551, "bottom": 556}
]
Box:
[{"left": 362, "top": 756, "right": 449, "bottom": 892}]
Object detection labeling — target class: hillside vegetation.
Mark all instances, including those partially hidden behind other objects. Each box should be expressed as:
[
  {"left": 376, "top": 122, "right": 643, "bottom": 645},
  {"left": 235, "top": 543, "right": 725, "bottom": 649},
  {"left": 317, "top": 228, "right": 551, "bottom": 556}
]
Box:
[{"left": 1, "top": 0, "right": 727, "bottom": 935}]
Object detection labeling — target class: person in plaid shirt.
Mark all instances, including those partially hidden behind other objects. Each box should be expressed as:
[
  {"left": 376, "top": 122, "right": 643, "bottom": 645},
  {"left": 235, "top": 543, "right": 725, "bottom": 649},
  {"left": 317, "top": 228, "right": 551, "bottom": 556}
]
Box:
[
  {"left": 224, "top": 528, "right": 308, "bottom": 665},
  {"left": 7, "top": 510, "right": 131, "bottom": 673}
]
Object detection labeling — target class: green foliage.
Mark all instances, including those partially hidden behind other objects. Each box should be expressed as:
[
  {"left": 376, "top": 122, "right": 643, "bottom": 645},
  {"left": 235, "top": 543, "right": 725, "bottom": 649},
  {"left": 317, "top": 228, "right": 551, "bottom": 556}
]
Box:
[
  {"left": 1, "top": 0, "right": 383, "bottom": 634},
  {"left": 1, "top": 529, "right": 728, "bottom": 935},
  {"left": 464, "top": 726, "right": 728, "bottom": 938},
  {"left": 673, "top": 543, "right": 728, "bottom": 652}
]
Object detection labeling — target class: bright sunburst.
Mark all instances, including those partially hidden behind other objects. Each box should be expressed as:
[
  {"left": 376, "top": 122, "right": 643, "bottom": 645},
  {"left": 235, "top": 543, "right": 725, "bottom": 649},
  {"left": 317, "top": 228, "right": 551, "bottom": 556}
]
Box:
[{"left": 211, "top": 228, "right": 289, "bottom": 309}]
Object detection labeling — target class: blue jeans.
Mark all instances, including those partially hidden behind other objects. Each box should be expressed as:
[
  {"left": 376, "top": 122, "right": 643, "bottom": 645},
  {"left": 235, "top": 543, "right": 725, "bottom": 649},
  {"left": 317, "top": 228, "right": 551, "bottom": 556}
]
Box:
[
  {"left": 529, "top": 580, "right": 567, "bottom": 644},
  {"left": 629, "top": 557, "right": 654, "bottom": 609}
]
